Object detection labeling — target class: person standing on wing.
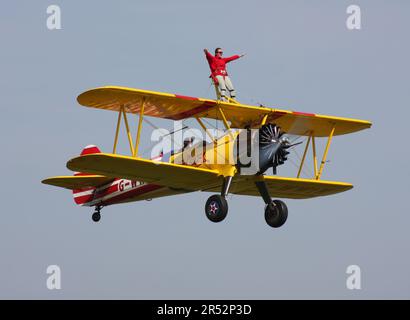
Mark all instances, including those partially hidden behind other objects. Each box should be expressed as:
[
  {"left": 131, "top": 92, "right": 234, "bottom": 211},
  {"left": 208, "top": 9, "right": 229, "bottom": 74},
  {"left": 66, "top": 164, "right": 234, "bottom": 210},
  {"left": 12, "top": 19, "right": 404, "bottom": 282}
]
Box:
[{"left": 204, "top": 48, "right": 245, "bottom": 101}]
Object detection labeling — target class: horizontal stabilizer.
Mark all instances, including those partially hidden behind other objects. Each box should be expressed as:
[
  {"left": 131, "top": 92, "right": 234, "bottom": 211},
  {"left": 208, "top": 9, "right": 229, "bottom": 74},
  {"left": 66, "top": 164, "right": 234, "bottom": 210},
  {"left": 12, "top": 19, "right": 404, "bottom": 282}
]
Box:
[{"left": 42, "top": 175, "right": 114, "bottom": 190}]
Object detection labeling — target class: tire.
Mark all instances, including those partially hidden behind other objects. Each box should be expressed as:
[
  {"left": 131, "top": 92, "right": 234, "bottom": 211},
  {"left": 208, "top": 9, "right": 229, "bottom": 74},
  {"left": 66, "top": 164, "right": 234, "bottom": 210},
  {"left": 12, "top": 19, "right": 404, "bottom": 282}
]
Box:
[
  {"left": 265, "top": 200, "right": 288, "bottom": 228},
  {"left": 92, "top": 212, "right": 101, "bottom": 222},
  {"left": 205, "top": 195, "right": 228, "bottom": 223}
]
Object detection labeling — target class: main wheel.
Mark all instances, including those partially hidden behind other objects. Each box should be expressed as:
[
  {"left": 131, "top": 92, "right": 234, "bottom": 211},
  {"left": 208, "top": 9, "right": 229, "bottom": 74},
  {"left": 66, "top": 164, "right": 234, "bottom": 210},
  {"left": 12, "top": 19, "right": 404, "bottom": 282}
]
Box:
[
  {"left": 205, "top": 195, "right": 228, "bottom": 223},
  {"left": 92, "top": 211, "right": 101, "bottom": 222},
  {"left": 265, "top": 200, "right": 288, "bottom": 228}
]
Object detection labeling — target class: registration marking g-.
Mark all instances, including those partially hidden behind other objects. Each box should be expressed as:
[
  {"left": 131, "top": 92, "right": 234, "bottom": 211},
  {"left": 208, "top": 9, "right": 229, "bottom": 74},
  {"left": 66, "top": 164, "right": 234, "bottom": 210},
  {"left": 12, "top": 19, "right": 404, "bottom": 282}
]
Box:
[{"left": 119, "top": 179, "right": 142, "bottom": 191}]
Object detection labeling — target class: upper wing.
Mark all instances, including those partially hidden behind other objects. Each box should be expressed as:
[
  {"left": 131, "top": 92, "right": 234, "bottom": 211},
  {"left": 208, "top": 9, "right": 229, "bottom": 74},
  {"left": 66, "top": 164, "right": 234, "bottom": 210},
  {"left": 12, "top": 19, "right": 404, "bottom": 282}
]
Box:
[
  {"left": 77, "top": 86, "right": 372, "bottom": 136},
  {"left": 204, "top": 175, "right": 353, "bottom": 199},
  {"left": 66, "top": 153, "right": 223, "bottom": 191},
  {"left": 42, "top": 175, "right": 114, "bottom": 190}
]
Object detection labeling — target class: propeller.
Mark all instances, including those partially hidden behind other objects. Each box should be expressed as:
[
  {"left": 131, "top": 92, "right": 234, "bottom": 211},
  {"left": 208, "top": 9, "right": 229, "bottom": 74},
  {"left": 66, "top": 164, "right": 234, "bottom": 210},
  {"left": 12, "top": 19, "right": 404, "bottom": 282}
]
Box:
[
  {"left": 234, "top": 123, "right": 305, "bottom": 175},
  {"left": 258, "top": 123, "right": 301, "bottom": 174}
]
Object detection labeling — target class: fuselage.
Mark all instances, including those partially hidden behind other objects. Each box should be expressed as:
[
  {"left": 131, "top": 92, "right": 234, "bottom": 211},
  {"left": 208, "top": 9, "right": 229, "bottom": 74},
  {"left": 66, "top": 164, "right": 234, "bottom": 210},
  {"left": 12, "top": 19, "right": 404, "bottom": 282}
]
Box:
[
  {"left": 73, "top": 178, "right": 162, "bottom": 207},
  {"left": 73, "top": 131, "right": 239, "bottom": 208}
]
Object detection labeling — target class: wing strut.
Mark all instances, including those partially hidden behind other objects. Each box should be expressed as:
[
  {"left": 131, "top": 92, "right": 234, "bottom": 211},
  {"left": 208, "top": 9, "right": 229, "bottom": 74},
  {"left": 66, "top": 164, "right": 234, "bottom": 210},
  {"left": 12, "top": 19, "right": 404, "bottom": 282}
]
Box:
[
  {"left": 295, "top": 126, "right": 336, "bottom": 180},
  {"left": 113, "top": 105, "right": 135, "bottom": 155},
  {"left": 134, "top": 98, "right": 145, "bottom": 157},
  {"left": 113, "top": 109, "right": 122, "bottom": 154},
  {"left": 195, "top": 116, "right": 216, "bottom": 143},
  {"left": 111, "top": 102, "right": 146, "bottom": 157},
  {"left": 316, "top": 126, "right": 335, "bottom": 180},
  {"left": 122, "top": 105, "right": 135, "bottom": 155},
  {"left": 312, "top": 135, "right": 318, "bottom": 178},
  {"left": 297, "top": 135, "right": 311, "bottom": 178}
]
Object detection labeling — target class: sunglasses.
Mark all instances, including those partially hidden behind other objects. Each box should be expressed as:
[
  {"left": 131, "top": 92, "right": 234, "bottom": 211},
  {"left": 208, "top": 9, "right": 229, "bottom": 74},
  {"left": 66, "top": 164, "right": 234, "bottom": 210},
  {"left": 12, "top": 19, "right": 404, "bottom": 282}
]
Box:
[{"left": 217, "top": 51, "right": 223, "bottom": 54}]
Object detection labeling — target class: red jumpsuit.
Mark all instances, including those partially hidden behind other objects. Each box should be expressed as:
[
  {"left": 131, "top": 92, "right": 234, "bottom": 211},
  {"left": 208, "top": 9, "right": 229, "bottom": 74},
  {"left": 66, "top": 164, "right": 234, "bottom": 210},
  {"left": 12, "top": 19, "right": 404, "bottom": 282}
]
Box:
[{"left": 204, "top": 50, "right": 240, "bottom": 99}]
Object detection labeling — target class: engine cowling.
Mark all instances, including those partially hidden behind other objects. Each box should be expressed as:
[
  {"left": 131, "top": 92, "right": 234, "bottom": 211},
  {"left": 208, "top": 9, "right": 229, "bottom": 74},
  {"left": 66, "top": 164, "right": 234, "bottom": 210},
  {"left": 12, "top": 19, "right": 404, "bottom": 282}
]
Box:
[
  {"left": 258, "top": 124, "right": 290, "bottom": 174},
  {"left": 235, "top": 124, "right": 290, "bottom": 174}
]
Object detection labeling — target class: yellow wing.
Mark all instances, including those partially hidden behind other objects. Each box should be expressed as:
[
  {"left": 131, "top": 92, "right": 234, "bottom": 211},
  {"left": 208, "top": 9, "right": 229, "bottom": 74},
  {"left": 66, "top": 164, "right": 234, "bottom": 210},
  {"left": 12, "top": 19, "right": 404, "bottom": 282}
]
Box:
[
  {"left": 77, "top": 86, "right": 372, "bottom": 137},
  {"left": 65, "top": 154, "right": 352, "bottom": 199},
  {"left": 42, "top": 175, "right": 114, "bottom": 190},
  {"left": 42, "top": 174, "right": 193, "bottom": 202},
  {"left": 225, "top": 175, "right": 353, "bottom": 199},
  {"left": 66, "top": 153, "right": 223, "bottom": 190}
]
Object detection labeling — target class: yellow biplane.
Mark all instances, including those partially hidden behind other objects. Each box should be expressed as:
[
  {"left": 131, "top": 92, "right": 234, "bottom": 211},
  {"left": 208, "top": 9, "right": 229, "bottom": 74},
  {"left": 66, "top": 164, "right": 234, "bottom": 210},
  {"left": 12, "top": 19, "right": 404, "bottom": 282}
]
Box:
[{"left": 42, "top": 86, "right": 371, "bottom": 228}]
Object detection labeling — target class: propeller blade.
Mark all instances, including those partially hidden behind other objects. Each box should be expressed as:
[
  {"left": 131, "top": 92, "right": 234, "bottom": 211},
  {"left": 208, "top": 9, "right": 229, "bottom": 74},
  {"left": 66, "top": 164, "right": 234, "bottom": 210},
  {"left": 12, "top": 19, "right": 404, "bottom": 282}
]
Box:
[{"left": 285, "top": 141, "right": 303, "bottom": 148}]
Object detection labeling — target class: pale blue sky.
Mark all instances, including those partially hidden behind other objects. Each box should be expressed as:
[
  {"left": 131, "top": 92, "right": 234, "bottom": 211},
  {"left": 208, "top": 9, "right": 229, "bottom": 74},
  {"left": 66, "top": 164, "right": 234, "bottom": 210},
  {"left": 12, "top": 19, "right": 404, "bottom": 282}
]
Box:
[{"left": 0, "top": 0, "right": 409, "bottom": 299}]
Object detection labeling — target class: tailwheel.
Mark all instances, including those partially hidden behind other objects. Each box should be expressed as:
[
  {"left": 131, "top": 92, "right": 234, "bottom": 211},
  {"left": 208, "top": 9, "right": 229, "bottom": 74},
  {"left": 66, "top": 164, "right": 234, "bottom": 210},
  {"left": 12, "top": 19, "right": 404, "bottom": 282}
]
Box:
[
  {"left": 205, "top": 195, "right": 228, "bottom": 223},
  {"left": 92, "top": 206, "right": 102, "bottom": 222},
  {"left": 265, "top": 200, "right": 288, "bottom": 228}
]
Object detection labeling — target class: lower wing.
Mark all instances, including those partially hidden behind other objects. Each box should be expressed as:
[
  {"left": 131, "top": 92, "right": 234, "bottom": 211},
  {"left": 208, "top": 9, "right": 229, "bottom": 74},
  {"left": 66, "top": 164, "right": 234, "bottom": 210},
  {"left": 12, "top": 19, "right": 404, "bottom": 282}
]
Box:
[
  {"left": 204, "top": 175, "right": 353, "bottom": 199},
  {"left": 65, "top": 153, "right": 352, "bottom": 199},
  {"left": 66, "top": 153, "right": 223, "bottom": 190}
]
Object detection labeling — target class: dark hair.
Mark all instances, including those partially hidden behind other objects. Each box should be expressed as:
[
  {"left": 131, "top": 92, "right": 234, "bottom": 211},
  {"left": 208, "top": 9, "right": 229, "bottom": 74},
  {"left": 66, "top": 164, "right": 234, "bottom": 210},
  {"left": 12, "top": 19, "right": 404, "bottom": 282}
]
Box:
[{"left": 214, "top": 47, "right": 222, "bottom": 54}]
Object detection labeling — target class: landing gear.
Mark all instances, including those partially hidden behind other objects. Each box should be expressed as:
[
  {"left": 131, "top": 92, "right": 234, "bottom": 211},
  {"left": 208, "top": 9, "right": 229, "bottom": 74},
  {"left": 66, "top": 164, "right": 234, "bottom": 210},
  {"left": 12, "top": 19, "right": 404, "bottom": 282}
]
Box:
[
  {"left": 92, "top": 206, "right": 102, "bottom": 222},
  {"left": 205, "top": 194, "right": 228, "bottom": 222},
  {"left": 255, "top": 180, "right": 289, "bottom": 228},
  {"left": 265, "top": 200, "right": 288, "bottom": 228},
  {"left": 204, "top": 176, "right": 232, "bottom": 223},
  {"left": 92, "top": 212, "right": 101, "bottom": 222}
]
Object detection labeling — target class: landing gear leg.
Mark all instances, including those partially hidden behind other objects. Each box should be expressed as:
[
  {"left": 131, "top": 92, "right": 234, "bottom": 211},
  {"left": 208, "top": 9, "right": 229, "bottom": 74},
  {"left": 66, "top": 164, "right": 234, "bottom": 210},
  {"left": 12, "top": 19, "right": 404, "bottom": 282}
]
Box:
[
  {"left": 255, "top": 180, "right": 288, "bottom": 228},
  {"left": 221, "top": 176, "right": 233, "bottom": 198},
  {"left": 204, "top": 176, "right": 233, "bottom": 223},
  {"left": 92, "top": 205, "right": 102, "bottom": 222}
]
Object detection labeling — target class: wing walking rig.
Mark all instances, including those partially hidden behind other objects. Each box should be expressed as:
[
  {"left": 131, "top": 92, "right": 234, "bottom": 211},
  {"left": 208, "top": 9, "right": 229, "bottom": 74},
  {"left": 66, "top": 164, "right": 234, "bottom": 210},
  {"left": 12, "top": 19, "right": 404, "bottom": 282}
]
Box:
[{"left": 42, "top": 86, "right": 371, "bottom": 228}]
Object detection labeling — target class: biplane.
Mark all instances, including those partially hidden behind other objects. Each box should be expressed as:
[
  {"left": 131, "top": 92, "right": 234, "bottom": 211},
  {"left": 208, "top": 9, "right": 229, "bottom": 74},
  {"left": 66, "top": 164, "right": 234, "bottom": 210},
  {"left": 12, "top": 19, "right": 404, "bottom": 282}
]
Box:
[{"left": 42, "top": 86, "right": 371, "bottom": 228}]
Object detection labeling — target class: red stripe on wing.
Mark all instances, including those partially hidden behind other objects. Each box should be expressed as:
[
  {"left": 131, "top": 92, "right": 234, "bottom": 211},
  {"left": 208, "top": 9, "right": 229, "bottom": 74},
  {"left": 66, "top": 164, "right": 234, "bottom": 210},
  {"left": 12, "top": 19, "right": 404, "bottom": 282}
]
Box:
[
  {"left": 174, "top": 94, "right": 199, "bottom": 101},
  {"left": 167, "top": 101, "right": 216, "bottom": 120},
  {"left": 293, "top": 111, "right": 315, "bottom": 117}
]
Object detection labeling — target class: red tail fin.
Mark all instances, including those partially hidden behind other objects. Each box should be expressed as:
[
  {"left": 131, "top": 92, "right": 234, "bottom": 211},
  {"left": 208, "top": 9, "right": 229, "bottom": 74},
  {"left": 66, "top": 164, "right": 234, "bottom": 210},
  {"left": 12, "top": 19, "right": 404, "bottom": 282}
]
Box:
[
  {"left": 74, "top": 145, "right": 101, "bottom": 176},
  {"left": 73, "top": 145, "right": 101, "bottom": 205},
  {"left": 79, "top": 145, "right": 101, "bottom": 156}
]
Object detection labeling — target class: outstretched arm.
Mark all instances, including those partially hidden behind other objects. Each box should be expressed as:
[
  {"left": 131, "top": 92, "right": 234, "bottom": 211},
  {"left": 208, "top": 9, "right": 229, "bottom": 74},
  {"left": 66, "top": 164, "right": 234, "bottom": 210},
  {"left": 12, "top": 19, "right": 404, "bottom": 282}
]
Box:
[
  {"left": 224, "top": 53, "right": 245, "bottom": 63},
  {"left": 204, "top": 48, "right": 214, "bottom": 61}
]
